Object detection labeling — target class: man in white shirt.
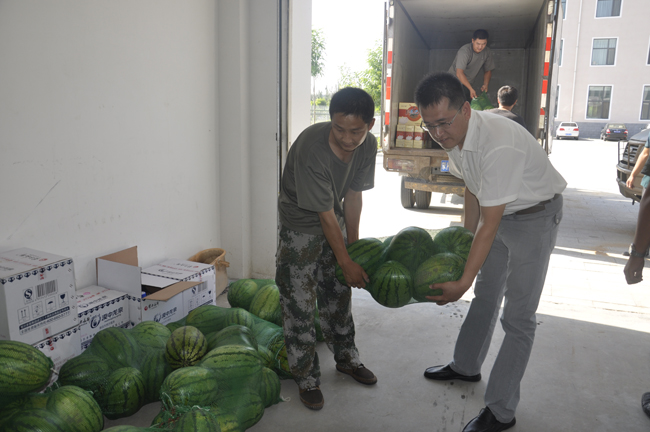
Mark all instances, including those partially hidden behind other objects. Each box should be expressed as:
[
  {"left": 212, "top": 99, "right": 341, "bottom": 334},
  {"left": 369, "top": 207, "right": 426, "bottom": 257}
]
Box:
[{"left": 414, "top": 72, "right": 567, "bottom": 432}]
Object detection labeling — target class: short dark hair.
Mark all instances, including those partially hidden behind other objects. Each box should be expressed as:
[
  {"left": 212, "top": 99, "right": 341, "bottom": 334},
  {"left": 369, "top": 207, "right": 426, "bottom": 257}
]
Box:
[
  {"left": 414, "top": 72, "right": 466, "bottom": 111},
  {"left": 473, "top": 29, "right": 489, "bottom": 40},
  {"left": 329, "top": 87, "right": 375, "bottom": 124},
  {"left": 497, "top": 86, "right": 519, "bottom": 107}
]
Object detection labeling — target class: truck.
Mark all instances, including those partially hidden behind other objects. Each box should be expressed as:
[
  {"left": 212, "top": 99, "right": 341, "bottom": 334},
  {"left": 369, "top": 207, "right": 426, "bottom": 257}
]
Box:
[{"left": 380, "top": 0, "right": 563, "bottom": 209}]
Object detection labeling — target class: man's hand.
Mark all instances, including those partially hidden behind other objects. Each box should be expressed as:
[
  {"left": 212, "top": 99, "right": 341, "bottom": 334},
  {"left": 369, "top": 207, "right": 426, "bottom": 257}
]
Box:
[
  {"left": 469, "top": 88, "right": 478, "bottom": 99},
  {"left": 626, "top": 174, "right": 636, "bottom": 189},
  {"left": 480, "top": 83, "right": 488, "bottom": 93},
  {"left": 426, "top": 279, "right": 473, "bottom": 305},
  {"left": 341, "top": 260, "right": 369, "bottom": 288},
  {"left": 624, "top": 256, "right": 645, "bottom": 284}
]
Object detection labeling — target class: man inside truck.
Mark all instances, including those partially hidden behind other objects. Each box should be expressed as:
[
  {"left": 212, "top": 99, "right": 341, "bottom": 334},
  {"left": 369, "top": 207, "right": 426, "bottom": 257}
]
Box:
[
  {"left": 448, "top": 29, "right": 495, "bottom": 101},
  {"left": 485, "top": 85, "right": 526, "bottom": 129},
  {"left": 415, "top": 72, "right": 566, "bottom": 432},
  {"left": 276, "top": 87, "right": 378, "bottom": 411}
]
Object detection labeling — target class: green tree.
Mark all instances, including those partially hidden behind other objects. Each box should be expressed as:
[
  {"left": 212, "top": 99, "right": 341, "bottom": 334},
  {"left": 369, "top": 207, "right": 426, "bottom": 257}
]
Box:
[
  {"left": 336, "top": 41, "right": 383, "bottom": 112},
  {"left": 311, "top": 29, "right": 326, "bottom": 122}
]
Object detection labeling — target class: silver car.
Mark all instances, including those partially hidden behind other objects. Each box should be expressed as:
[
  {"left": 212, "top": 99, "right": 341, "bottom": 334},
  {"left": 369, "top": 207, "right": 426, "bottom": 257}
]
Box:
[{"left": 555, "top": 122, "right": 579, "bottom": 140}]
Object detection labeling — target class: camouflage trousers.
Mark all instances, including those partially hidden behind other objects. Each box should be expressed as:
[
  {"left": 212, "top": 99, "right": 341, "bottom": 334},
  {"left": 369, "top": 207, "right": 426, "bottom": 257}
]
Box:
[{"left": 275, "top": 225, "right": 361, "bottom": 390}]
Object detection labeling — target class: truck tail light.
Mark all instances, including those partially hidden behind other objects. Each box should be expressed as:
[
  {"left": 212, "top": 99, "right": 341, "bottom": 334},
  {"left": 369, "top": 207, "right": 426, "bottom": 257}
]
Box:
[{"left": 386, "top": 158, "right": 415, "bottom": 172}]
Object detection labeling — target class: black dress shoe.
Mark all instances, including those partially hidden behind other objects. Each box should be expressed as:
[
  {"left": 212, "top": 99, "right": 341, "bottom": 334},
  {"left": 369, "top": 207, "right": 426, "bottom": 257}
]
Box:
[
  {"left": 642, "top": 392, "right": 650, "bottom": 419},
  {"left": 462, "top": 407, "right": 516, "bottom": 432},
  {"left": 424, "top": 364, "right": 481, "bottom": 382}
]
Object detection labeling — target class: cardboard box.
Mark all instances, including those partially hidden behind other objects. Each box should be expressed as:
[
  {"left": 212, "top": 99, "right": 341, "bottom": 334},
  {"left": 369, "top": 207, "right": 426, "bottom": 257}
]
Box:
[
  {"left": 33, "top": 325, "right": 81, "bottom": 386},
  {"left": 396, "top": 124, "right": 407, "bottom": 147},
  {"left": 77, "top": 285, "right": 130, "bottom": 351},
  {"left": 413, "top": 126, "right": 425, "bottom": 148},
  {"left": 0, "top": 248, "right": 77, "bottom": 345},
  {"left": 398, "top": 103, "right": 422, "bottom": 125},
  {"left": 96, "top": 247, "right": 203, "bottom": 326}
]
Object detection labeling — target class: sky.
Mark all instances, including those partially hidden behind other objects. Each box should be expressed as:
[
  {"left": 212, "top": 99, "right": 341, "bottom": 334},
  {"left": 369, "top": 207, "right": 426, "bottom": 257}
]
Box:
[{"left": 311, "top": 0, "right": 386, "bottom": 94}]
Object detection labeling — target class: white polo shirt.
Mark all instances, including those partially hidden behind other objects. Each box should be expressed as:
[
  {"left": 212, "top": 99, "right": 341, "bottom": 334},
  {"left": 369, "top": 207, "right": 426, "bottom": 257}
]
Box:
[{"left": 446, "top": 110, "right": 567, "bottom": 215}]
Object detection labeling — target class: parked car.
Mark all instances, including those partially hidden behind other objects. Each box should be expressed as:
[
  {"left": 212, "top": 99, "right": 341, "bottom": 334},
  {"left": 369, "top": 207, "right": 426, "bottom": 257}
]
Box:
[
  {"left": 616, "top": 128, "right": 650, "bottom": 203},
  {"left": 601, "top": 123, "right": 628, "bottom": 141},
  {"left": 555, "top": 122, "right": 579, "bottom": 140}
]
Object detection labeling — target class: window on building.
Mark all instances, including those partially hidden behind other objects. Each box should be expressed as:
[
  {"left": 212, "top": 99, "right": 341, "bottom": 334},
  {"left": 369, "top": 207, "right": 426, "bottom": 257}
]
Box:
[
  {"left": 587, "top": 86, "right": 612, "bottom": 119},
  {"left": 591, "top": 38, "right": 617, "bottom": 65},
  {"left": 641, "top": 86, "right": 650, "bottom": 121},
  {"left": 554, "top": 85, "right": 560, "bottom": 118},
  {"left": 596, "top": 0, "right": 621, "bottom": 17},
  {"left": 561, "top": 0, "right": 567, "bottom": 18},
  {"left": 559, "top": 39, "right": 564, "bottom": 66}
]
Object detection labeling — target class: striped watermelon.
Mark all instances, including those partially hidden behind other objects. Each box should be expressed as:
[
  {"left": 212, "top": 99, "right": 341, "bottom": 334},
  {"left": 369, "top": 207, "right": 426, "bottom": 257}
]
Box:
[
  {"left": 367, "top": 260, "right": 413, "bottom": 308},
  {"left": 165, "top": 326, "right": 208, "bottom": 369},
  {"left": 207, "top": 324, "right": 258, "bottom": 351},
  {"left": 199, "top": 344, "right": 263, "bottom": 384},
  {"left": 174, "top": 408, "right": 222, "bottom": 432},
  {"left": 224, "top": 307, "right": 256, "bottom": 329},
  {"left": 258, "top": 367, "right": 282, "bottom": 407},
  {"left": 140, "top": 349, "right": 173, "bottom": 403},
  {"left": 335, "top": 238, "right": 385, "bottom": 284},
  {"left": 160, "top": 366, "right": 220, "bottom": 408},
  {"left": 166, "top": 320, "right": 186, "bottom": 333},
  {"left": 46, "top": 385, "right": 104, "bottom": 432},
  {"left": 0, "top": 340, "right": 54, "bottom": 396},
  {"left": 97, "top": 367, "right": 146, "bottom": 420},
  {"left": 212, "top": 390, "right": 265, "bottom": 430},
  {"left": 4, "top": 408, "right": 67, "bottom": 432},
  {"left": 130, "top": 321, "right": 172, "bottom": 350},
  {"left": 385, "top": 226, "right": 437, "bottom": 274},
  {"left": 227, "top": 279, "right": 260, "bottom": 310},
  {"left": 58, "top": 353, "right": 111, "bottom": 394},
  {"left": 248, "top": 284, "right": 282, "bottom": 326},
  {"left": 432, "top": 226, "right": 474, "bottom": 261},
  {"left": 256, "top": 345, "right": 276, "bottom": 369},
  {"left": 214, "top": 413, "right": 243, "bottom": 432},
  {"left": 87, "top": 327, "right": 140, "bottom": 369},
  {"left": 413, "top": 253, "right": 466, "bottom": 302},
  {"left": 185, "top": 305, "right": 230, "bottom": 334}
]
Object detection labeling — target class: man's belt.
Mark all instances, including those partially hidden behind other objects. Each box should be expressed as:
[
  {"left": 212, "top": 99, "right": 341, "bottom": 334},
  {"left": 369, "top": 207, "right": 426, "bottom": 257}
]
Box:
[{"left": 514, "top": 194, "right": 561, "bottom": 215}]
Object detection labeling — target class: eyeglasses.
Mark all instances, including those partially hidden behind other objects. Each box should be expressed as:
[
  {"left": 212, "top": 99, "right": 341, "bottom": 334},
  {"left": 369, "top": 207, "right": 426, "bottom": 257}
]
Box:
[{"left": 421, "top": 107, "right": 462, "bottom": 133}]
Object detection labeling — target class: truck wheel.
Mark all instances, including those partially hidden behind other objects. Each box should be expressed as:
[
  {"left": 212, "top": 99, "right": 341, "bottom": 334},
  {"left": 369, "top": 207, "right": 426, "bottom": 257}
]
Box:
[
  {"left": 400, "top": 177, "right": 415, "bottom": 208},
  {"left": 415, "top": 190, "right": 432, "bottom": 209}
]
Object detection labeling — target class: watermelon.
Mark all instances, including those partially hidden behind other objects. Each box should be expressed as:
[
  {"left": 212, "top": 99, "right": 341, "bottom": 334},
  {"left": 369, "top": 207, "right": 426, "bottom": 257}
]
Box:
[
  {"left": 130, "top": 321, "right": 172, "bottom": 350},
  {"left": 224, "top": 307, "right": 256, "bottom": 329},
  {"left": 212, "top": 390, "right": 265, "bottom": 430},
  {"left": 214, "top": 413, "right": 243, "bottom": 432},
  {"left": 385, "top": 226, "right": 437, "bottom": 274},
  {"left": 248, "top": 284, "right": 282, "bottom": 326},
  {"left": 432, "top": 226, "right": 474, "bottom": 261},
  {"left": 227, "top": 279, "right": 260, "bottom": 310},
  {"left": 199, "top": 344, "right": 263, "bottom": 384},
  {"left": 174, "top": 408, "right": 222, "bottom": 432},
  {"left": 256, "top": 345, "right": 276, "bottom": 369},
  {"left": 58, "top": 353, "right": 111, "bottom": 394},
  {"left": 165, "top": 326, "right": 208, "bottom": 369},
  {"left": 412, "top": 253, "right": 466, "bottom": 302},
  {"left": 45, "top": 385, "right": 104, "bottom": 432},
  {"left": 207, "top": 324, "right": 258, "bottom": 351},
  {"left": 160, "top": 366, "right": 220, "bottom": 408},
  {"left": 367, "top": 260, "right": 413, "bottom": 308},
  {"left": 335, "top": 238, "right": 386, "bottom": 284},
  {"left": 382, "top": 235, "right": 394, "bottom": 246},
  {"left": 0, "top": 340, "right": 54, "bottom": 396},
  {"left": 87, "top": 327, "right": 140, "bottom": 369},
  {"left": 96, "top": 367, "right": 146, "bottom": 420},
  {"left": 185, "top": 305, "right": 230, "bottom": 334},
  {"left": 258, "top": 367, "right": 282, "bottom": 407},
  {"left": 104, "top": 427, "right": 150, "bottom": 432},
  {"left": 166, "top": 320, "right": 186, "bottom": 333},
  {"left": 4, "top": 408, "right": 67, "bottom": 432},
  {"left": 140, "top": 349, "right": 173, "bottom": 403}
]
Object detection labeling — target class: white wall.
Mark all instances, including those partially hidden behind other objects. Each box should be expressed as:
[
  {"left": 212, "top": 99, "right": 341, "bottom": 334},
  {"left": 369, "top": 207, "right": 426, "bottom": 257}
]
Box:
[
  {"left": 0, "top": 0, "right": 285, "bottom": 286},
  {"left": 289, "top": 1, "right": 312, "bottom": 147}
]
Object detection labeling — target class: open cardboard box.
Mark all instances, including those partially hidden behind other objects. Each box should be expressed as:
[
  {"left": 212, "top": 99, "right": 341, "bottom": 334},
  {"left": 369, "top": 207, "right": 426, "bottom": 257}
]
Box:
[{"left": 96, "top": 246, "right": 205, "bottom": 326}]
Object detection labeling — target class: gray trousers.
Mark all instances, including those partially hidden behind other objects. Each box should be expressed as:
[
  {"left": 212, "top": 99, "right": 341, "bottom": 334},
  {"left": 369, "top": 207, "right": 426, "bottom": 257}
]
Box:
[{"left": 450, "top": 194, "right": 563, "bottom": 422}]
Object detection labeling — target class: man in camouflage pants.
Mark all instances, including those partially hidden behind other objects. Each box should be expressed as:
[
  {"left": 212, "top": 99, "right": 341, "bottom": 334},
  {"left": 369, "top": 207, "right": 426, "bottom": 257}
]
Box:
[{"left": 276, "top": 87, "right": 378, "bottom": 410}]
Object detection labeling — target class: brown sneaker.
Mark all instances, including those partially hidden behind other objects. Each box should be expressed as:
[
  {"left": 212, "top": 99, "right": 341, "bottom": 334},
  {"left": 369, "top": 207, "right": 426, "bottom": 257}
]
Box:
[
  {"left": 299, "top": 386, "right": 324, "bottom": 410},
  {"left": 336, "top": 363, "right": 377, "bottom": 385}
]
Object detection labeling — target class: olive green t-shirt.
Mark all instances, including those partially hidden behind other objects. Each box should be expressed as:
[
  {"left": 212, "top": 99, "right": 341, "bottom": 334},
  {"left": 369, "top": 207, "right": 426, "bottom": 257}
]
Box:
[{"left": 278, "top": 122, "right": 377, "bottom": 235}]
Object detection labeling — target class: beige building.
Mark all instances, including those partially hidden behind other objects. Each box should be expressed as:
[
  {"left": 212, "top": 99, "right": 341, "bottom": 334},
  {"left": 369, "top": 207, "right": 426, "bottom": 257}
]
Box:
[{"left": 554, "top": 0, "right": 650, "bottom": 138}]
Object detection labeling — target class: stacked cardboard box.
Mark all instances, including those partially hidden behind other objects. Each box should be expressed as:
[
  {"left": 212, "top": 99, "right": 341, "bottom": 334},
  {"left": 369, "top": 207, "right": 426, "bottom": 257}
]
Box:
[{"left": 76, "top": 285, "right": 130, "bottom": 351}]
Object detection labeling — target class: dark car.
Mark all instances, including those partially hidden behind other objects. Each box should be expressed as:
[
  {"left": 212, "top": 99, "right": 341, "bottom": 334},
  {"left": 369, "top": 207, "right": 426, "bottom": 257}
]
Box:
[
  {"left": 616, "top": 128, "right": 650, "bottom": 203},
  {"left": 601, "top": 123, "right": 628, "bottom": 141}
]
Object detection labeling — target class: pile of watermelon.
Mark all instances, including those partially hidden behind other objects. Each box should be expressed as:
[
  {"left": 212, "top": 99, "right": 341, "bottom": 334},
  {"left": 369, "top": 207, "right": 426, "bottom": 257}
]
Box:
[
  {"left": 0, "top": 340, "right": 105, "bottom": 432},
  {"left": 336, "top": 226, "right": 474, "bottom": 308}
]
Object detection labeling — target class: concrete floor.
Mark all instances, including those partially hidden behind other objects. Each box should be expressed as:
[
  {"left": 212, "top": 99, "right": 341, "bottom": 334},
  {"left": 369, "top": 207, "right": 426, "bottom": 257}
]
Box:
[{"left": 104, "top": 140, "right": 650, "bottom": 431}]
